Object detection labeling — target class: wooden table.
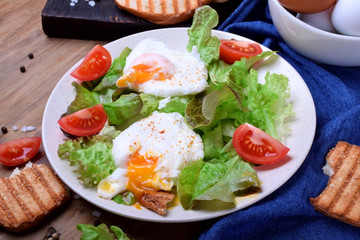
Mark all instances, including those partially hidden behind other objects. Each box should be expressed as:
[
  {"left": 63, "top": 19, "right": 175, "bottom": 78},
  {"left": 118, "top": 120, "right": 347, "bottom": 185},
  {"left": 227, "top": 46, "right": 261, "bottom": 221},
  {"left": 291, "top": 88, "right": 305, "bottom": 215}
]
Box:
[{"left": 0, "top": 0, "right": 217, "bottom": 239}]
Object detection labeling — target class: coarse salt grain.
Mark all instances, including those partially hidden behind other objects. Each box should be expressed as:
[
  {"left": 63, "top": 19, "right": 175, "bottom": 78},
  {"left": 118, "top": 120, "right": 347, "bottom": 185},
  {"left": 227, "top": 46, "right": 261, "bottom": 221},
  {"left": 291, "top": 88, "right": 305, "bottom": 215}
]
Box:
[
  {"left": 12, "top": 125, "right": 18, "bottom": 131},
  {"left": 74, "top": 194, "right": 81, "bottom": 200},
  {"left": 21, "top": 126, "right": 36, "bottom": 133},
  {"left": 92, "top": 210, "right": 102, "bottom": 218},
  {"left": 21, "top": 126, "right": 27, "bottom": 132},
  {"left": 70, "top": 0, "right": 95, "bottom": 7},
  {"left": 88, "top": 0, "right": 95, "bottom": 7},
  {"left": 26, "top": 126, "right": 36, "bottom": 132}
]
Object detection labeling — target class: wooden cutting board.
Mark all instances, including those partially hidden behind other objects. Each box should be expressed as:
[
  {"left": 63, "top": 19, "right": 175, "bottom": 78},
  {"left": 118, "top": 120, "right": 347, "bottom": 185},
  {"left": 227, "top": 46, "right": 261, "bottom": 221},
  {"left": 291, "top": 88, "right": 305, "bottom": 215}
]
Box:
[{"left": 41, "top": 0, "right": 241, "bottom": 41}]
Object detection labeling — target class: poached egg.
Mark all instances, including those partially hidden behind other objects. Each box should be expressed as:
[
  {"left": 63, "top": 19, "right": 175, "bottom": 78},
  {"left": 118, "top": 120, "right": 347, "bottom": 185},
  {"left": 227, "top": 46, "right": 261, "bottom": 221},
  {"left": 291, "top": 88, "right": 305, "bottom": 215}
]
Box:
[
  {"left": 97, "top": 112, "right": 204, "bottom": 200},
  {"left": 116, "top": 38, "right": 208, "bottom": 97}
]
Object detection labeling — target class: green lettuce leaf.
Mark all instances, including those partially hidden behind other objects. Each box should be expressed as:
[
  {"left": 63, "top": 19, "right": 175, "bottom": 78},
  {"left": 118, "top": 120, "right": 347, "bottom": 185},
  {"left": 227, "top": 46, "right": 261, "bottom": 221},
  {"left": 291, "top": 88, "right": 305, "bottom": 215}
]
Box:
[
  {"left": 103, "top": 93, "right": 143, "bottom": 125},
  {"left": 178, "top": 153, "right": 260, "bottom": 210},
  {"left": 77, "top": 223, "right": 130, "bottom": 240},
  {"left": 66, "top": 81, "right": 100, "bottom": 114},
  {"left": 103, "top": 93, "right": 163, "bottom": 131},
  {"left": 58, "top": 132, "right": 119, "bottom": 187},
  {"left": 245, "top": 51, "right": 277, "bottom": 70},
  {"left": 138, "top": 93, "right": 162, "bottom": 117},
  {"left": 110, "top": 226, "right": 131, "bottom": 240},
  {"left": 176, "top": 6, "right": 292, "bottom": 210},
  {"left": 158, "top": 96, "right": 192, "bottom": 116},
  {"left": 187, "top": 5, "right": 220, "bottom": 65},
  {"left": 94, "top": 47, "right": 132, "bottom": 92},
  {"left": 113, "top": 192, "right": 136, "bottom": 206},
  {"left": 185, "top": 85, "right": 235, "bottom": 128}
]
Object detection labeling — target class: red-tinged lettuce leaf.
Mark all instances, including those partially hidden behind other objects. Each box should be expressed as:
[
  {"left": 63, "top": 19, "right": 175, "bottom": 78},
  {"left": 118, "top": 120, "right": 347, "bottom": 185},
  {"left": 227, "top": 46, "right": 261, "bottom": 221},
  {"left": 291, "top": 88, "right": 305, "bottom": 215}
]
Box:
[
  {"left": 185, "top": 85, "right": 234, "bottom": 128},
  {"left": 245, "top": 51, "right": 277, "bottom": 70}
]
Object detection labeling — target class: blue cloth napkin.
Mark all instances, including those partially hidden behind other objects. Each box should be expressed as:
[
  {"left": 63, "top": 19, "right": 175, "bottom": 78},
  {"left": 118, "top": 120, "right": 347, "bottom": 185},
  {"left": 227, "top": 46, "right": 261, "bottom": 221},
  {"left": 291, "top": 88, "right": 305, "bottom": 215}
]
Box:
[{"left": 199, "top": 0, "right": 360, "bottom": 239}]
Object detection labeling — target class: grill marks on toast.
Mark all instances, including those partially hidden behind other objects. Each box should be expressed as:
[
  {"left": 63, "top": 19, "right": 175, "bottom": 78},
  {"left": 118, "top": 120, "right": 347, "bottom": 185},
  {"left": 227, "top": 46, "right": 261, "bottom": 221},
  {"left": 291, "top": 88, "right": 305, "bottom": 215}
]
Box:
[
  {"left": 0, "top": 164, "right": 70, "bottom": 232},
  {"left": 311, "top": 141, "right": 360, "bottom": 227},
  {"left": 115, "top": 0, "right": 213, "bottom": 25},
  {"left": 160, "top": 0, "right": 167, "bottom": 15},
  {"left": 0, "top": 180, "right": 18, "bottom": 228}
]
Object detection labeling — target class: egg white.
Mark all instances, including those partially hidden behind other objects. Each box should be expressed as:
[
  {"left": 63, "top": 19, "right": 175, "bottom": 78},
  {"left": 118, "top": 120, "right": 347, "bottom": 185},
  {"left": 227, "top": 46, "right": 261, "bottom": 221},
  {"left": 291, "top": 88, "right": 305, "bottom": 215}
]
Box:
[{"left": 117, "top": 38, "right": 208, "bottom": 97}]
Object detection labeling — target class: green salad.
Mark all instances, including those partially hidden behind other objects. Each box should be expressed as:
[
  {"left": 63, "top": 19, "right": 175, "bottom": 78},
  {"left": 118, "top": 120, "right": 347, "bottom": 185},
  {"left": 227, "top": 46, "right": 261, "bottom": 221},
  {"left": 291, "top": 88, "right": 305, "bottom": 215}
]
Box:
[{"left": 58, "top": 6, "right": 293, "bottom": 212}]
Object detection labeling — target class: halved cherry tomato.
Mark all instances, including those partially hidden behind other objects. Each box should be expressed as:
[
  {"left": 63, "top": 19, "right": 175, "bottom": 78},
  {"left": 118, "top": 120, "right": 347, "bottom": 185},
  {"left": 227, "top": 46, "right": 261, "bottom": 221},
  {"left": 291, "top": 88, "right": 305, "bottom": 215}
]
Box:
[
  {"left": 70, "top": 45, "right": 112, "bottom": 81},
  {"left": 232, "top": 123, "right": 290, "bottom": 165},
  {"left": 220, "top": 40, "right": 262, "bottom": 64},
  {"left": 0, "top": 137, "right": 41, "bottom": 166},
  {"left": 58, "top": 104, "right": 107, "bottom": 137}
]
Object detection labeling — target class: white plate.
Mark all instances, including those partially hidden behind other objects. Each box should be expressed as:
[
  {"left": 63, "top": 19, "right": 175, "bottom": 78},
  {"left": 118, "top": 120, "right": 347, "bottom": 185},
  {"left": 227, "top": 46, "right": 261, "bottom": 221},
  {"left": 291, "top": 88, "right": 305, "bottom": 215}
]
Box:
[{"left": 42, "top": 28, "right": 316, "bottom": 223}]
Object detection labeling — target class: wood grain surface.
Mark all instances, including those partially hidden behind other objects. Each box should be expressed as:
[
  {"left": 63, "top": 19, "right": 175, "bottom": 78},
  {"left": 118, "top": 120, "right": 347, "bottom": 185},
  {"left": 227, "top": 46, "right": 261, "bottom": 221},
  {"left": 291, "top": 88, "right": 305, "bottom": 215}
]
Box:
[{"left": 0, "top": 0, "right": 229, "bottom": 239}]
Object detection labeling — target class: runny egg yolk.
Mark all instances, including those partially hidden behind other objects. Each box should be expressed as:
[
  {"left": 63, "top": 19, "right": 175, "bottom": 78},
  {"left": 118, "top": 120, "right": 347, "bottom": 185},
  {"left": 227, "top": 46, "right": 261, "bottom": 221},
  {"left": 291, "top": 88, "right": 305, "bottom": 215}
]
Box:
[
  {"left": 116, "top": 53, "right": 175, "bottom": 88},
  {"left": 126, "top": 149, "right": 159, "bottom": 200}
]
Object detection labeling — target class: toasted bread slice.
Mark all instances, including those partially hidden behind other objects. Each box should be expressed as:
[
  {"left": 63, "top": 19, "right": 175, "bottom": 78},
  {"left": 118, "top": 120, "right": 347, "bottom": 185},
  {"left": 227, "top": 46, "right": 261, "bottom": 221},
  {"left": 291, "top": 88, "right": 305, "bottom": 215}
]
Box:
[
  {"left": 310, "top": 141, "right": 360, "bottom": 227},
  {"left": 114, "top": 0, "right": 213, "bottom": 25},
  {"left": 0, "top": 163, "right": 70, "bottom": 232}
]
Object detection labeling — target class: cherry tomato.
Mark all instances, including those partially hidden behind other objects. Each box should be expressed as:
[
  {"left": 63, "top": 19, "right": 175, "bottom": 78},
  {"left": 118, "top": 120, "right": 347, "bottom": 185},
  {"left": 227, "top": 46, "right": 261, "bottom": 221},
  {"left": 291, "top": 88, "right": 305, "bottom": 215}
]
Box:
[
  {"left": 70, "top": 45, "right": 112, "bottom": 81},
  {"left": 0, "top": 137, "right": 41, "bottom": 166},
  {"left": 58, "top": 104, "right": 107, "bottom": 137},
  {"left": 232, "top": 123, "right": 290, "bottom": 165},
  {"left": 220, "top": 40, "right": 262, "bottom": 64}
]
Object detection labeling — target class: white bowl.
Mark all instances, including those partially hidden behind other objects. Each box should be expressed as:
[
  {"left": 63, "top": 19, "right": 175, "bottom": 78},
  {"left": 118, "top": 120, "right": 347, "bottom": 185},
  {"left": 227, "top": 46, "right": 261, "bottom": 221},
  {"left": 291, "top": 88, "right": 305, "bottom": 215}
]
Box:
[{"left": 268, "top": 0, "right": 360, "bottom": 66}]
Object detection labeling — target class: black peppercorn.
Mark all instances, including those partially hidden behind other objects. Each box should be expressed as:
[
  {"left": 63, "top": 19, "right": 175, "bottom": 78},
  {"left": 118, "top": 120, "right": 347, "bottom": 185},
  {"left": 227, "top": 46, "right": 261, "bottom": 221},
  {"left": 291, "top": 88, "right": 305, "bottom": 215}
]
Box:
[
  {"left": 1, "top": 126, "right": 7, "bottom": 134},
  {"left": 20, "top": 66, "right": 26, "bottom": 73},
  {"left": 93, "top": 219, "right": 101, "bottom": 226},
  {"left": 28, "top": 53, "right": 34, "bottom": 59}
]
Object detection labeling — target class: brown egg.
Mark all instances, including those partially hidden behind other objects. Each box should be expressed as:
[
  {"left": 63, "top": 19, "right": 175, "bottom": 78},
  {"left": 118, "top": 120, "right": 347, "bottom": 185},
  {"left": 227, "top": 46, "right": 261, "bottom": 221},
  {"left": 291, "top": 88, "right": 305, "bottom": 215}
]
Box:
[{"left": 278, "top": 0, "right": 337, "bottom": 14}]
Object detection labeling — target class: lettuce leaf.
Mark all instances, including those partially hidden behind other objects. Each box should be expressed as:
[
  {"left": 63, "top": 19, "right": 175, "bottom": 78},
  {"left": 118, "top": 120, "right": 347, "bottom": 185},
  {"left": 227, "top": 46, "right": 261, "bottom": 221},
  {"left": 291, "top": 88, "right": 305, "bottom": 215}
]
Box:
[
  {"left": 186, "top": 85, "right": 235, "bottom": 128},
  {"left": 158, "top": 96, "right": 192, "bottom": 116},
  {"left": 113, "top": 192, "right": 136, "bottom": 206},
  {"left": 77, "top": 223, "right": 130, "bottom": 240},
  {"left": 66, "top": 81, "right": 100, "bottom": 114},
  {"left": 94, "top": 47, "right": 131, "bottom": 92},
  {"left": 103, "top": 93, "right": 143, "bottom": 125},
  {"left": 187, "top": 5, "right": 220, "bottom": 65},
  {"left": 178, "top": 153, "right": 260, "bottom": 210},
  {"left": 176, "top": 6, "right": 293, "bottom": 210},
  {"left": 138, "top": 93, "right": 162, "bottom": 117},
  {"left": 186, "top": 7, "right": 293, "bottom": 140},
  {"left": 58, "top": 132, "right": 119, "bottom": 187}
]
